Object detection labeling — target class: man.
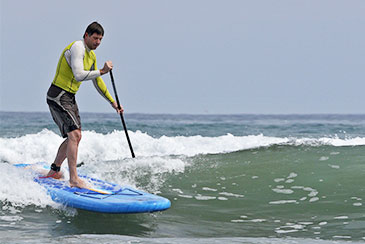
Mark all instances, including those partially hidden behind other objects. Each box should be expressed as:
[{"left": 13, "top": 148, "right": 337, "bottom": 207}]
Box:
[{"left": 46, "top": 22, "right": 122, "bottom": 188}]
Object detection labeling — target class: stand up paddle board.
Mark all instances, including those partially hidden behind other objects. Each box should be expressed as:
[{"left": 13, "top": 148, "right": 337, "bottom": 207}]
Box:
[{"left": 15, "top": 163, "right": 171, "bottom": 213}]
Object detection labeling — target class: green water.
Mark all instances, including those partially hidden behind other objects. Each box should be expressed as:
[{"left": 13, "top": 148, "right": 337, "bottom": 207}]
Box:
[
  {"left": 1, "top": 112, "right": 365, "bottom": 243},
  {"left": 161, "top": 145, "right": 365, "bottom": 239}
]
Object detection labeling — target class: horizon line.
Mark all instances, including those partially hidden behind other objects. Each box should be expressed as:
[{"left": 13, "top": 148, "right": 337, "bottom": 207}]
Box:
[{"left": 1, "top": 110, "right": 365, "bottom": 116}]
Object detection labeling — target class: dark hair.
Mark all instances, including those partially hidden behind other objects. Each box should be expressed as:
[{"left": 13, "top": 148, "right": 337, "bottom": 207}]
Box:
[{"left": 83, "top": 22, "right": 104, "bottom": 38}]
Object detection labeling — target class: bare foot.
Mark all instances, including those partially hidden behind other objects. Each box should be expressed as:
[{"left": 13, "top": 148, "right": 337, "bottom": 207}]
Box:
[
  {"left": 46, "top": 170, "right": 64, "bottom": 179},
  {"left": 69, "top": 177, "right": 91, "bottom": 189}
]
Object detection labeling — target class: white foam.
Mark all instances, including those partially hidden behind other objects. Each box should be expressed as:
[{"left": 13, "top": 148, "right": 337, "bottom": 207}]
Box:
[
  {"left": 178, "top": 195, "right": 193, "bottom": 199},
  {"left": 219, "top": 192, "right": 244, "bottom": 198},
  {"left": 295, "top": 136, "right": 365, "bottom": 147},
  {"left": 231, "top": 218, "right": 266, "bottom": 223},
  {"left": 2, "top": 130, "right": 365, "bottom": 164},
  {"left": 275, "top": 229, "right": 299, "bottom": 234},
  {"left": 333, "top": 236, "right": 351, "bottom": 239},
  {"left": 0, "top": 215, "right": 23, "bottom": 222},
  {"left": 272, "top": 188, "right": 294, "bottom": 194},
  {"left": 269, "top": 200, "right": 298, "bottom": 205},
  {"left": 231, "top": 219, "right": 244, "bottom": 223},
  {"left": 334, "top": 216, "right": 348, "bottom": 220},
  {"left": 287, "top": 172, "right": 298, "bottom": 179},
  {"left": 275, "top": 222, "right": 306, "bottom": 234},
  {"left": 298, "top": 222, "right": 314, "bottom": 225},
  {"left": 0, "top": 164, "right": 58, "bottom": 209},
  {"left": 0, "top": 130, "right": 282, "bottom": 162},
  {"left": 274, "top": 178, "right": 285, "bottom": 183},
  {"left": 83, "top": 156, "right": 187, "bottom": 192},
  {"left": 217, "top": 197, "right": 228, "bottom": 201},
  {"left": 195, "top": 195, "right": 216, "bottom": 200},
  {"left": 172, "top": 188, "right": 184, "bottom": 194},
  {"left": 309, "top": 197, "right": 320, "bottom": 202},
  {"left": 328, "top": 164, "right": 340, "bottom": 169},
  {"left": 0, "top": 130, "right": 63, "bottom": 163},
  {"left": 250, "top": 219, "right": 266, "bottom": 223},
  {"left": 351, "top": 196, "right": 362, "bottom": 201},
  {"left": 202, "top": 187, "right": 217, "bottom": 192}
]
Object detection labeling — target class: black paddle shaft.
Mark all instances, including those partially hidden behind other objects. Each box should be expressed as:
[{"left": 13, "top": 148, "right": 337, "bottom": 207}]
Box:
[{"left": 109, "top": 70, "right": 135, "bottom": 158}]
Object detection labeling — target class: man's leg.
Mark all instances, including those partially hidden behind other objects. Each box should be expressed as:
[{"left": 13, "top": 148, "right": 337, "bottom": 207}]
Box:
[
  {"left": 67, "top": 129, "right": 88, "bottom": 188},
  {"left": 54, "top": 139, "right": 68, "bottom": 165},
  {"left": 46, "top": 139, "right": 68, "bottom": 179}
]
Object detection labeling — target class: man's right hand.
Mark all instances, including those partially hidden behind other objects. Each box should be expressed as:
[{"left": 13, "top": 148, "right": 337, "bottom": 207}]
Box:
[{"left": 100, "top": 60, "right": 113, "bottom": 75}]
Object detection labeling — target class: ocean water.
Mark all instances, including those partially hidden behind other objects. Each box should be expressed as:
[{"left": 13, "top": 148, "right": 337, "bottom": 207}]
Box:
[{"left": 1, "top": 111, "right": 365, "bottom": 243}]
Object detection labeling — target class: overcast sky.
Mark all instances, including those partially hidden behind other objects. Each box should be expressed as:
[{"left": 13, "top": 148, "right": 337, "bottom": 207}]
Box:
[{"left": 1, "top": 0, "right": 364, "bottom": 114}]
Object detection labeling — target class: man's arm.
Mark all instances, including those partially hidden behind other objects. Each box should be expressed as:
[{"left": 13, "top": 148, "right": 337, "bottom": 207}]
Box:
[
  {"left": 92, "top": 76, "right": 115, "bottom": 103},
  {"left": 91, "top": 58, "right": 123, "bottom": 113},
  {"left": 92, "top": 76, "right": 123, "bottom": 113},
  {"left": 68, "top": 41, "right": 101, "bottom": 81}
]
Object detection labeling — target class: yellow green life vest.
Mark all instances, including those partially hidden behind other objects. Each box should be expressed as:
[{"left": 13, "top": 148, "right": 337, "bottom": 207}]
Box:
[{"left": 52, "top": 41, "right": 115, "bottom": 103}]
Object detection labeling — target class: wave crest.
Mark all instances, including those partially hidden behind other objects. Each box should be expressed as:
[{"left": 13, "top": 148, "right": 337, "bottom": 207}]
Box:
[{"left": 1, "top": 129, "right": 365, "bottom": 163}]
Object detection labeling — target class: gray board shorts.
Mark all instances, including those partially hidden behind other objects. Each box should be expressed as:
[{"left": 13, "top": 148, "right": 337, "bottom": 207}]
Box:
[{"left": 47, "top": 84, "right": 81, "bottom": 138}]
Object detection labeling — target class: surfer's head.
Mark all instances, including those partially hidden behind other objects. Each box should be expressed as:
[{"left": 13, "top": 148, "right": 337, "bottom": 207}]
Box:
[
  {"left": 83, "top": 22, "right": 104, "bottom": 50},
  {"left": 83, "top": 21, "right": 104, "bottom": 39}
]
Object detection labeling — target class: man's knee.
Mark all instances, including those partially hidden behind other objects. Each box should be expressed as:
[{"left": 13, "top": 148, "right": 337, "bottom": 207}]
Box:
[{"left": 68, "top": 129, "right": 82, "bottom": 143}]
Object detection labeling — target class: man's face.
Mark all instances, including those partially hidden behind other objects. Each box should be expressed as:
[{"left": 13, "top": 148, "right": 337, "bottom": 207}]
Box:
[{"left": 84, "top": 32, "right": 103, "bottom": 50}]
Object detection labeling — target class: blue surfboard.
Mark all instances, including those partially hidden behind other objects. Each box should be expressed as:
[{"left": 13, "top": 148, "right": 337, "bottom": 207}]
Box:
[{"left": 15, "top": 163, "right": 171, "bottom": 213}]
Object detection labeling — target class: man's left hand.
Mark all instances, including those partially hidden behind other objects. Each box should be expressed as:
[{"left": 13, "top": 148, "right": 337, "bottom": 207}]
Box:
[{"left": 112, "top": 101, "right": 123, "bottom": 114}]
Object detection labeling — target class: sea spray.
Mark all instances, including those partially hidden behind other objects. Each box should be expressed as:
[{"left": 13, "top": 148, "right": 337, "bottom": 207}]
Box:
[
  {"left": 0, "top": 164, "right": 57, "bottom": 209},
  {"left": 84, "top": 156, "right": 188, "bottom": 193},
  {"left": 2, "top": 129, "right": 365, "bottom": 164}
]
